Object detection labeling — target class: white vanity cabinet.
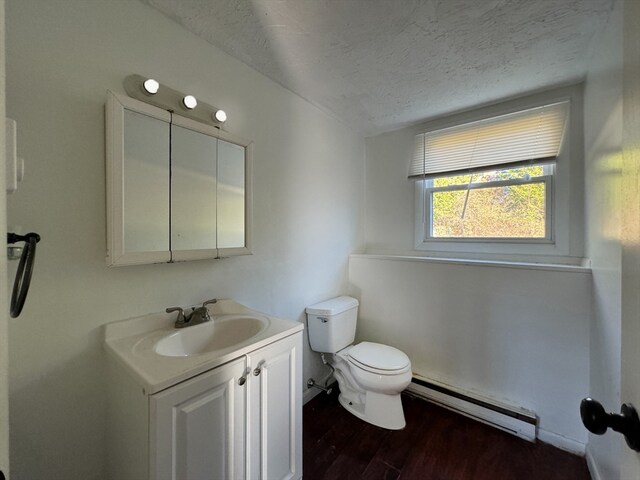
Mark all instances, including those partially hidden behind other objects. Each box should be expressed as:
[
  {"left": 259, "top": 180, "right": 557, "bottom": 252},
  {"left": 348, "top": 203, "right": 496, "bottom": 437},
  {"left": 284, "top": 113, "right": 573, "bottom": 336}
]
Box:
[
  {"left": 107, "top": 329, "right": 302, "bottom": 480},
  {"left": 246, "top": 333, "right": 302, "bottom": 479},
  {"left": 150, "top": 357, "right": 247, "bottom": 480}
]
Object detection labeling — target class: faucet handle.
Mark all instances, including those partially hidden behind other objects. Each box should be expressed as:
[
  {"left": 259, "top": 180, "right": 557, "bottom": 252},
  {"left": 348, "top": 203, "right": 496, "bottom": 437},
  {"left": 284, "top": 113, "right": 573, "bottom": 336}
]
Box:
[
  {"left": 202, "top": 299, "right": 218, "bottom": 308},
  {"left": 166, "top": 306, "right": 186, "bottom": 326}
]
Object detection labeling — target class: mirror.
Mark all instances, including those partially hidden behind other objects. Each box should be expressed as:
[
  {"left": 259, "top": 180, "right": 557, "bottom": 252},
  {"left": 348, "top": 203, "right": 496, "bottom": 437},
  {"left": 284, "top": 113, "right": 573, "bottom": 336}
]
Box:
[
  {"left": 123, "top": 109, "right": 170, "bottom": 255},
  {"left": 171, "top": 122, "right": 218, "bottom": 255},
  {"left": 106, "top": 91, "right": 252, "bottom": 266},
  {"left": 217, "top": 139, "right": 246, "bottom": 249}
]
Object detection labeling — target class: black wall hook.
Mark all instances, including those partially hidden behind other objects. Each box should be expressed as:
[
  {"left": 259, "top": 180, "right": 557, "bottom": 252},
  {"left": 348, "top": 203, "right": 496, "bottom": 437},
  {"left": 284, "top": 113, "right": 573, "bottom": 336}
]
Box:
[
  {"left": 7, "top": 232, "right": 40, "bottom": 245},
  {"left": 7, "top": 232, "right": 41, "bottom": 318},
  {"left": 580, "top": 397, "right": 640, "bottom": 451}
]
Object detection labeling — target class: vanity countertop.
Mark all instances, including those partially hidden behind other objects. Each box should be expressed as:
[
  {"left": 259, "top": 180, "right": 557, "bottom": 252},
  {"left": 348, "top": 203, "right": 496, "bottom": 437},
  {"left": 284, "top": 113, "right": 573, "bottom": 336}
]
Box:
[{"left": 104, "top": 299, "right": 304, "bottom": 394}]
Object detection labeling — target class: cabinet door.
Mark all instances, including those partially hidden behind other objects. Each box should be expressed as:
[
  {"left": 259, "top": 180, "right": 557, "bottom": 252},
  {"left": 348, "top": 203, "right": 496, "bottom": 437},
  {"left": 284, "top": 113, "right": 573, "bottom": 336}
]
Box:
[
  {"left": 246, "top": 332, "right": 302, "bottom": 480},
  {"left": 150, "top": 358, "right": 247, "bottom": 480},
  {"left": 216, "top": 139, "right": 246, "bottom": 250},
  {"left": 170, "top": 118, "right": 218, "bottom": 260},
  {"left": 106, "top": 91, "right": 172, "bottom": 266}
]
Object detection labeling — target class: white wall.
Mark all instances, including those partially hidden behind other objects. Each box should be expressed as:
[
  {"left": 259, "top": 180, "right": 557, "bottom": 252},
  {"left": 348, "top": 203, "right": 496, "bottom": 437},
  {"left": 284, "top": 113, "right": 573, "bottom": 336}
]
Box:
[
  {"left": 5, "top": 0, "right": 364, "bottom": 478},
  {"left": 0, "top": 0, "right": 9, "bottom": 475},
  {"left": 363, "top": 126, "right": 416, "bottom": 252},
  {"left": 350, "top": 256, "right": 591, "bottom": 448},
  {"left": 583, "top": 0, "right": 624, "bottom": 477}
]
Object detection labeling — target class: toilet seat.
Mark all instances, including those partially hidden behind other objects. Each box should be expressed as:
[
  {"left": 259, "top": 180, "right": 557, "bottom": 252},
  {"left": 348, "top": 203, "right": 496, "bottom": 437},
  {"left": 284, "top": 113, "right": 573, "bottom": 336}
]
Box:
[{"left": 347, "top": 342, "right": 411, "bottom": 375}]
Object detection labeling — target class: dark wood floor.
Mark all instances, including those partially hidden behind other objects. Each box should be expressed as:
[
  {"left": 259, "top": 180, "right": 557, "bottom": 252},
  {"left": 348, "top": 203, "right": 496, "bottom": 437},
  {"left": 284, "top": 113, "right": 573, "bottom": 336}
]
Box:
[{"left": 303, "top": 389, "right": 591, "bottom": 480}]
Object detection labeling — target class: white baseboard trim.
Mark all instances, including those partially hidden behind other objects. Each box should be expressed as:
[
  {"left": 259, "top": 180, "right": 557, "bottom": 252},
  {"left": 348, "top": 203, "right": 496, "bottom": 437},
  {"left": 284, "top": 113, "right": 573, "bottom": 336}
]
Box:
[
  {"left": 585, "top": 445, "right": 603, "bottom": 480},
  {"left": 537, "top": 428, "right": 586, "bottom": 455},
  {"left": 406, "top": 376, "right": 537, "bottom": 442}
]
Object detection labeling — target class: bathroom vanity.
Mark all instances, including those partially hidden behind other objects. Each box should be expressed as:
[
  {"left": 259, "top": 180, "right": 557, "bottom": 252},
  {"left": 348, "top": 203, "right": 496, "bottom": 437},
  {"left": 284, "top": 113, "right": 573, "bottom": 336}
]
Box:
[{"left": 104, "top": 300, "right": 303, "bottom": 480}]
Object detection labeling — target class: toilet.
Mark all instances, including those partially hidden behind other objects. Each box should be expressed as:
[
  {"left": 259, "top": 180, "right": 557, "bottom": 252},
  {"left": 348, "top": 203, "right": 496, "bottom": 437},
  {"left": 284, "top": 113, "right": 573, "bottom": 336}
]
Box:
[{"left": 306, "top": 296, "right": 412, "bottom": 430}]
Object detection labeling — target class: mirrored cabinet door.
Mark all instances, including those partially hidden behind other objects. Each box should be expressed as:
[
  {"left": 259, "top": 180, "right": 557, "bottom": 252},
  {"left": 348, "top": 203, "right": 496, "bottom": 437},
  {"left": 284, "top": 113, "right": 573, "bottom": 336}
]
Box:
[
  {"left": 217, "top": 139, "right": 246, "bottom": 249},
  {"left": 123, "top": 110, "right": 170, "bottom": 253},
  {"left": 171, "top": 121, "right": 218, "bottom": 259},
  {"left": 107, "top": 92, "right": 172, "bottom": 266}
]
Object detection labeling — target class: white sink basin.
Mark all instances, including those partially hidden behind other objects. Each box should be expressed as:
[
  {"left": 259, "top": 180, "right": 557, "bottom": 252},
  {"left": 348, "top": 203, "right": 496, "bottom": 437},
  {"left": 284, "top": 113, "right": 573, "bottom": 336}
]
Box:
[
  {"left": 155, "top": 314, "right": 269, "bottom": 357},
  {"left": 105, "top": 299, "right": 304, "bottom": 393}
]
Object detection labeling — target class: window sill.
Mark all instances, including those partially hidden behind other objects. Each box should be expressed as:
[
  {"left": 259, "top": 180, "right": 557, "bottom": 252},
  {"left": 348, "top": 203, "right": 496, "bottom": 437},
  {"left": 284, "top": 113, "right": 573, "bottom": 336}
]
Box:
[{"left": 350, "top": 253, "right": 592, "bottom": 273}]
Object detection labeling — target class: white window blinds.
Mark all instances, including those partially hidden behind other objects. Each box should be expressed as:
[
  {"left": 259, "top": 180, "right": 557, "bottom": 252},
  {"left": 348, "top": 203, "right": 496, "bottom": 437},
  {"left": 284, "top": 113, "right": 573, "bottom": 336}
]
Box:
[{"left": 409, "top": 101, "right": 569, "bottom": 179}]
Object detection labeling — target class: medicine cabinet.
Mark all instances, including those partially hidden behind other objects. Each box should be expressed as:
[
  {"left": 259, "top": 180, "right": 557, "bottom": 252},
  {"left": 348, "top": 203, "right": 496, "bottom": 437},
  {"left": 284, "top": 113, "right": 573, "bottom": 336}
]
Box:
[{"left": 105, "top": 91, "right": 252, "bottom": 266}]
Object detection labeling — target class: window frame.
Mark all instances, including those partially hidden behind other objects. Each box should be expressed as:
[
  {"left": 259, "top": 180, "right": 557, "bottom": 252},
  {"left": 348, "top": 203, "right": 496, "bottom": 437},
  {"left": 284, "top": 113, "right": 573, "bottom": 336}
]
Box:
[
  {"left": 412, "top": 86, "right": 583, "bottom": 263},
  {"left": 423, "top": 164, "right": 555, "bottom": 243}
]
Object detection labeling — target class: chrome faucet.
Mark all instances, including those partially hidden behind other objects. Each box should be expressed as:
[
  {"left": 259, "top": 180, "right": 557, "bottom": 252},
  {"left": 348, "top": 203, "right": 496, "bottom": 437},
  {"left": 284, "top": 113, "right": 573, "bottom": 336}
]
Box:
[{"left": 166, "top": 299, "right": 218, "bottom": 328}]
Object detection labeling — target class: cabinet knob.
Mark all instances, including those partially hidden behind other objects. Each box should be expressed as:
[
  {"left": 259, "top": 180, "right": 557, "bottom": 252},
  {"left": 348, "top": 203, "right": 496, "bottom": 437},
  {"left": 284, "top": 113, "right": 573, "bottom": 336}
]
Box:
[
  {"left": 580, "top": 398, "right": 640, "bottom": 451},
  {"left": 253, "top": 360, "right": 266, "bottom": 376},
  {"left": 238, "top": 367, "right": 250, "bottom": 386}
]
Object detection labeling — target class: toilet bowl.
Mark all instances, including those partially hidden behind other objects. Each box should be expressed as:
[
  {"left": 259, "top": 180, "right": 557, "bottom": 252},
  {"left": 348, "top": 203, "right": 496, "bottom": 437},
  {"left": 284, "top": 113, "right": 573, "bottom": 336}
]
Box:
[{"left": 306, "top": 297, "right": 412, "bottom": 430}]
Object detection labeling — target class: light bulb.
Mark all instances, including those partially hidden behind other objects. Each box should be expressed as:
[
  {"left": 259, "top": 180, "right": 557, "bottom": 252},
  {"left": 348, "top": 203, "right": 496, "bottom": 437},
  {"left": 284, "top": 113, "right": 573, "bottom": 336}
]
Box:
[
  {"left": 142, "top": 78, "right": 159, "bottom": 95},
  {"left": 183, "top": 95, "right": 197, "bottom": 110},
  {"left": 214, "top": 110, "right": 227, "bottom": 123}
]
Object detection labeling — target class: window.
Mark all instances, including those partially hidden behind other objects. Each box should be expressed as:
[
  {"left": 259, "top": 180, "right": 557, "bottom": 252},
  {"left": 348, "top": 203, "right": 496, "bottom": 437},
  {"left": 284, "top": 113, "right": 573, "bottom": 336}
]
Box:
[
  {"left": 411, "top": 96, "right": 576, "bottom": 260},
  {"left": 426, "top": 164, "right": 553, "bottom": 240}
]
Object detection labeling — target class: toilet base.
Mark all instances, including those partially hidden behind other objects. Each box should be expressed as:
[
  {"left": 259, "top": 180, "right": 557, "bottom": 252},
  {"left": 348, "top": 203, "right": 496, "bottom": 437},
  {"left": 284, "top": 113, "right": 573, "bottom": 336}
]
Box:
[{"left": 338, "top": 391, "right": 406, "bottom": 430}]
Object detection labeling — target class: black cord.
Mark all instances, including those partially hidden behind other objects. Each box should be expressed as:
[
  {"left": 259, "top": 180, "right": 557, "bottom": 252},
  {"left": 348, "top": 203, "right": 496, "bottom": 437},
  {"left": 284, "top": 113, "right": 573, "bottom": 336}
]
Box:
[{"left": 8, "top": 232, "right": 40, "bottom": 318}]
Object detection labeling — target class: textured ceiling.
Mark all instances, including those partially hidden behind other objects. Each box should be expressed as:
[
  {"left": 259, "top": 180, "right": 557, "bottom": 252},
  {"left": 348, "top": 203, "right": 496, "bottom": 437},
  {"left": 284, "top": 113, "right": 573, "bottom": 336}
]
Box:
[{"left": 141, "top": 0, "right": 614, "bottom": 136}]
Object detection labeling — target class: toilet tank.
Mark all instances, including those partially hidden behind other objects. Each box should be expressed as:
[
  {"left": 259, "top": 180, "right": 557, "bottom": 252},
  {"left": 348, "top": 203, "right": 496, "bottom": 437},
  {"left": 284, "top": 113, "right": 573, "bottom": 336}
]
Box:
[{"left": 306, "top": 296, "right": 359, "bottom": 353}]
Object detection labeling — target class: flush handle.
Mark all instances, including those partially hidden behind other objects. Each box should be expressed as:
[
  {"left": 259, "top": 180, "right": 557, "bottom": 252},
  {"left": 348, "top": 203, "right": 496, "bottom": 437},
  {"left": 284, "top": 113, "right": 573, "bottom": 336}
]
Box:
[
  {"left": 580, "top": 398, "right": 640, "bottom": 451},
  {"left": 318, "top": 317, "right": 328, "bottom": 323}
]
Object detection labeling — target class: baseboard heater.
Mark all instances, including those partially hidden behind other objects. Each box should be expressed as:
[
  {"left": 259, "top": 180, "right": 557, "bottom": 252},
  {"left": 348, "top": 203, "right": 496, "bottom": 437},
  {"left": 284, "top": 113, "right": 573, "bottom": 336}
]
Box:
[{"left": 406, "top": 375, "right": 537, "bottom": 441}]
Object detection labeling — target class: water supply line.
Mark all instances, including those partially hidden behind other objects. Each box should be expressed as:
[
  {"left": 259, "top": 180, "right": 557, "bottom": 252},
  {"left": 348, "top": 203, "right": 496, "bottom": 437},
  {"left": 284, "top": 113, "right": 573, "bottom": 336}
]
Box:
[
  {"left": 321, "top": 352, "right": 335, "bottom": 383},
  {"left": 307, "top": 353, "right": 336, "bottom": 395},
  {"left": 307, "top": 378, "right": 332, "bottom": 395}
]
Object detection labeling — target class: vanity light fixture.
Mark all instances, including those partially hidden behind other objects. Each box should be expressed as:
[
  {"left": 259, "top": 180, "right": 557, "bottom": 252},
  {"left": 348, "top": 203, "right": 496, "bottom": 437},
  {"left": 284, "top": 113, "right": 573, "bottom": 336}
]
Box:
[
  {"left": 183, "top": 95, "right": 198, "bottom": 110},
  {"left": 142, "top": 78, "right": 160, "bottom": 95},
  {"left": 214, "top": 110, "right": 227, "bottom": 123},
  {"left": 123, "top": 74, "right": 227, "bottom": 128}
]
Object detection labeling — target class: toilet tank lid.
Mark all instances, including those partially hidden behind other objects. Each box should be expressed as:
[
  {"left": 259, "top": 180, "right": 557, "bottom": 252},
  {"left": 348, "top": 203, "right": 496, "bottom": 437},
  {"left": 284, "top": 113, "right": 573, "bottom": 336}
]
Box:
[{"left": 306, "top": 296, "right": 359, "bottom": 316}]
